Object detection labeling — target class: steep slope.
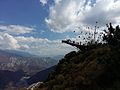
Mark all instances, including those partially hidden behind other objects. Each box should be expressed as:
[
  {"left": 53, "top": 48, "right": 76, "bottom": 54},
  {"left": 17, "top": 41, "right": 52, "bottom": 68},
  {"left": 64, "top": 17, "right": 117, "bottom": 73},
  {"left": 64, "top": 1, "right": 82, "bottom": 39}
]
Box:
[
  {"left": 23, "top": 23, "right": 120, "bottom": 90},
  {"left": 27, "top": 66, "right": 56, "bottom": 85},
  {"left": 33, "top": 45, "right": 120, "bottom": 90}
]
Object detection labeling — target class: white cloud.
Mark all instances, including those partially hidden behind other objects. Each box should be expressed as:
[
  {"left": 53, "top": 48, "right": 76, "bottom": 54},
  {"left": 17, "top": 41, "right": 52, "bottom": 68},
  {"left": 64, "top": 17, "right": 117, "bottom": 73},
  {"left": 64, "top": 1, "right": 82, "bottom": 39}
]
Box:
[
  {"left": 0, "top": 25, "right": 35, "bottom": 35},
  {"left": 0, "top": 24, "right": 75, "bottom": 56},
  {"left": 19, "top": 45, "right": 29, "bottom": 50},
  {"left": 46, "top": 0, "right": 120, "bottom": 33},
  {"left": 54, "top": 0, "right": 62, "bottom": 4},
  {"left": 16, "top": 36, "right": 75, "bottom": 56},
  {"left": 39, "top": 0, "right": 47, "bottom": 5},
  {"left": 16, "top": 36, "right": 49, "bottom": 43},
  {"left": 0, "top": 33, "right": 29, "bottom": 50},
  {"left": 3, "top": 33, "right": 20, "bottom": 49}
]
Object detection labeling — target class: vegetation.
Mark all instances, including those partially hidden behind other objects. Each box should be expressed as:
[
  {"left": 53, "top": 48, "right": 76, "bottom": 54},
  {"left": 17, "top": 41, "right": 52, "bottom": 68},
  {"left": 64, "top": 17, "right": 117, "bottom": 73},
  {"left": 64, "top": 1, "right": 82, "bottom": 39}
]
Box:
[{"left": 28, "top": 23, "right": 120, "bottom": 90}]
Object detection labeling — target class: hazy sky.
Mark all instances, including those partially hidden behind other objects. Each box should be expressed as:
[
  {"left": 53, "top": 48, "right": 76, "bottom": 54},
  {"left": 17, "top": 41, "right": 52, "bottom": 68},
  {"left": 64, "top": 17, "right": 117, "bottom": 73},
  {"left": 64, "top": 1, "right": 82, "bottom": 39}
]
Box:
[{"left": 0, "top": 0, "right": 119, "bottom": 56}]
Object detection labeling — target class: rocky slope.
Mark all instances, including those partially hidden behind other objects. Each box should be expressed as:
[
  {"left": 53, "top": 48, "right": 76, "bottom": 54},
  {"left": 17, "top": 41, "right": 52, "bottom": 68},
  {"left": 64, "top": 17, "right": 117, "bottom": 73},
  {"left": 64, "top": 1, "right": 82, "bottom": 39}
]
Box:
[
  {"left": 0, "top": 50, "right": 58, "bottom": 75},
  {"left": 0, "top": 50, "right": 59, "bottom": 89}
]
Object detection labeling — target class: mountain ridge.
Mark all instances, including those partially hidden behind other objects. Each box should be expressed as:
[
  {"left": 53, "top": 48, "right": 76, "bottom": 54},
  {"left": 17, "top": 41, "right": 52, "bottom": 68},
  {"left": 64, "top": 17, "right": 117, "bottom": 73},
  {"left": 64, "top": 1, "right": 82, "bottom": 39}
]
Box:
[
  {"left": 0, "top": 49, "right": 58, "bottom": 75},
  {"left": 26, "top": 23, "right": 120, "bottom": 90}
]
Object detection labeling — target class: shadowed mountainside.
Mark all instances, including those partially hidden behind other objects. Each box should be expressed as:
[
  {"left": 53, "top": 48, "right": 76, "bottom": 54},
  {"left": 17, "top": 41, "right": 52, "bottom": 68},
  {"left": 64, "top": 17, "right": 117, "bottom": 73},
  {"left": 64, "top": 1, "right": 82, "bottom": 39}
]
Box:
[
  {"left": 27, "top": 66, "right": 56, "bottom": 85},
  {"left": 26, "top": 23, "right": 120, "bottom": 90},
  {"left": 0, "top": 70, "right": 25, "bottom": 89},
  {"left": 34, "top": 45, "right": 120, "bottom": 90}
]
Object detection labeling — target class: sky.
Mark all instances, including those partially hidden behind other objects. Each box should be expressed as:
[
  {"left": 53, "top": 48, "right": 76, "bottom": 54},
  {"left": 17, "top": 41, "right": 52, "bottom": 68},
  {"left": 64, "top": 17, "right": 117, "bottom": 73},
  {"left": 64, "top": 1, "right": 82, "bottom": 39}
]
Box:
[{"left": 0, "top": 0, "right": 120, "bottom": 56}]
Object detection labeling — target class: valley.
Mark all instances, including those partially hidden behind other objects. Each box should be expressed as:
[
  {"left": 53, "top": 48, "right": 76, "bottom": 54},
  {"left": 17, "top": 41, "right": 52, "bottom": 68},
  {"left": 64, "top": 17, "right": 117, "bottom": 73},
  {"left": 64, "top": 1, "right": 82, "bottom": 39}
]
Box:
[{"left": 0, "top": 49, "right": 59, "bottom": 89}]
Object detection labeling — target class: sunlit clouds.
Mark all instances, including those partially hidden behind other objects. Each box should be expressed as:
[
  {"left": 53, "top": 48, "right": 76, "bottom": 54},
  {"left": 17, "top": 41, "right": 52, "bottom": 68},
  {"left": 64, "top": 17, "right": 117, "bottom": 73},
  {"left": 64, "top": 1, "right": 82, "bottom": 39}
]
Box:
[{"left": 46, "top": 0, "right": 120, "bottom": 33}]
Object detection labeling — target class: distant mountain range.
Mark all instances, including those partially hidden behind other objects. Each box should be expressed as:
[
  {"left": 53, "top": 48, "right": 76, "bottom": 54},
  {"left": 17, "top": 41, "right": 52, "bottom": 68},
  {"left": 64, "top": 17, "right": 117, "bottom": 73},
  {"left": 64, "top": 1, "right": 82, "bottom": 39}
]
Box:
[
  {"left": 0, "top": 49, "right": 61, "bottom": 89},
  {"left": 53, "top": 55, "right": 64, "bottom": 61},
  {"left": 0, "top": 49, "right": 58, "bottom": 75},
  {"left": 0, "top": 49, "right": 32, "bottom": 57}
]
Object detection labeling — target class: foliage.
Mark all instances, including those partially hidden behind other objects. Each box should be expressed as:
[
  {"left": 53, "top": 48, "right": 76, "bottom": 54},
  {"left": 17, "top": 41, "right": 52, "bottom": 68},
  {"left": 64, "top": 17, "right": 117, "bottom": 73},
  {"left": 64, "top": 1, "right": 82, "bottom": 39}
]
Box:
[{"left": 29, "top": 23, "right": 120, "bottom": 90}]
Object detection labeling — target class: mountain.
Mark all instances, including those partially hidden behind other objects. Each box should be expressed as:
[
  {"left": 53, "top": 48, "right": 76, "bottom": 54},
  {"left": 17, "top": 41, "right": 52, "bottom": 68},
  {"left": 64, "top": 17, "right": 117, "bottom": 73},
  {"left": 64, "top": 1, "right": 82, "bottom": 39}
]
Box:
[
  {"left": 20, "top": 22, "right": 120, "bottom": 90},
  {"left": 0, "top": 49, "right": 59, "bottom": 89},
  {"left": 2, "top": 50, "right": 32, "bottom": 57},
  {"left": 27, "top": 66, "right": 56, "bottom": 85},
  {"left": 30, "top": 44, "right": 120, "bottom": 90},
  {"left": 52, "top": 55, "right": 64, "bottom": 61},
  {"left": 0, "top": 49, "right": 58, "bottom": 75},
  {"left": 0, "top": 70, "right": 24, "bottom": 89}
]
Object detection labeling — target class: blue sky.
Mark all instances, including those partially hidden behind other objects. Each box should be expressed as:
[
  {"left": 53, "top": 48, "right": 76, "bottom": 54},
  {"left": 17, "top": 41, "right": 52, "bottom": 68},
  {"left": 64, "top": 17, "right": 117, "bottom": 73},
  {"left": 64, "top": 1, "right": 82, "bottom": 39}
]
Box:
[
  {"left": 0, "top": 0, "right": 73, "bottom": 40},
  {"left": 0, "top": 0, "right": 76, "bottom": 40},
  {"left": 0, "top": 0, "right": 119, "bottom": 56},
  {"left": 0, "top": 0, "right": 55, "bottom": 39}
]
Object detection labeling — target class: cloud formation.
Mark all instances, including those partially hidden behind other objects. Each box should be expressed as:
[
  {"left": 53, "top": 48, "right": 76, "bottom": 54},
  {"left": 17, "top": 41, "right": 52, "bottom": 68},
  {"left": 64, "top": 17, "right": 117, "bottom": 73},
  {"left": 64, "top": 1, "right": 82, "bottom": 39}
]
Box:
[
  {"left": 0, "top": 25, "right": 35, "bottom": 35},
  {"left": 0, "top": 24, "right": 74, "bottom": 56},
  {"left": 16, "top": 36, "right": 75, "bottom": 56},
  {"left": 46, "top": 0, "right": 120, "bottom": 33},
  {"left": 2, "top": 0, "right": 120, "bottom": 56},
  {"left": 3, "top": 33, "right": 20, "bottom": 49},
  {"left": 0, "top": 33, "right": 29, "bottom": 50},
  {"left": 39, "top": 0, "right": 47, "bottom": 5}
]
